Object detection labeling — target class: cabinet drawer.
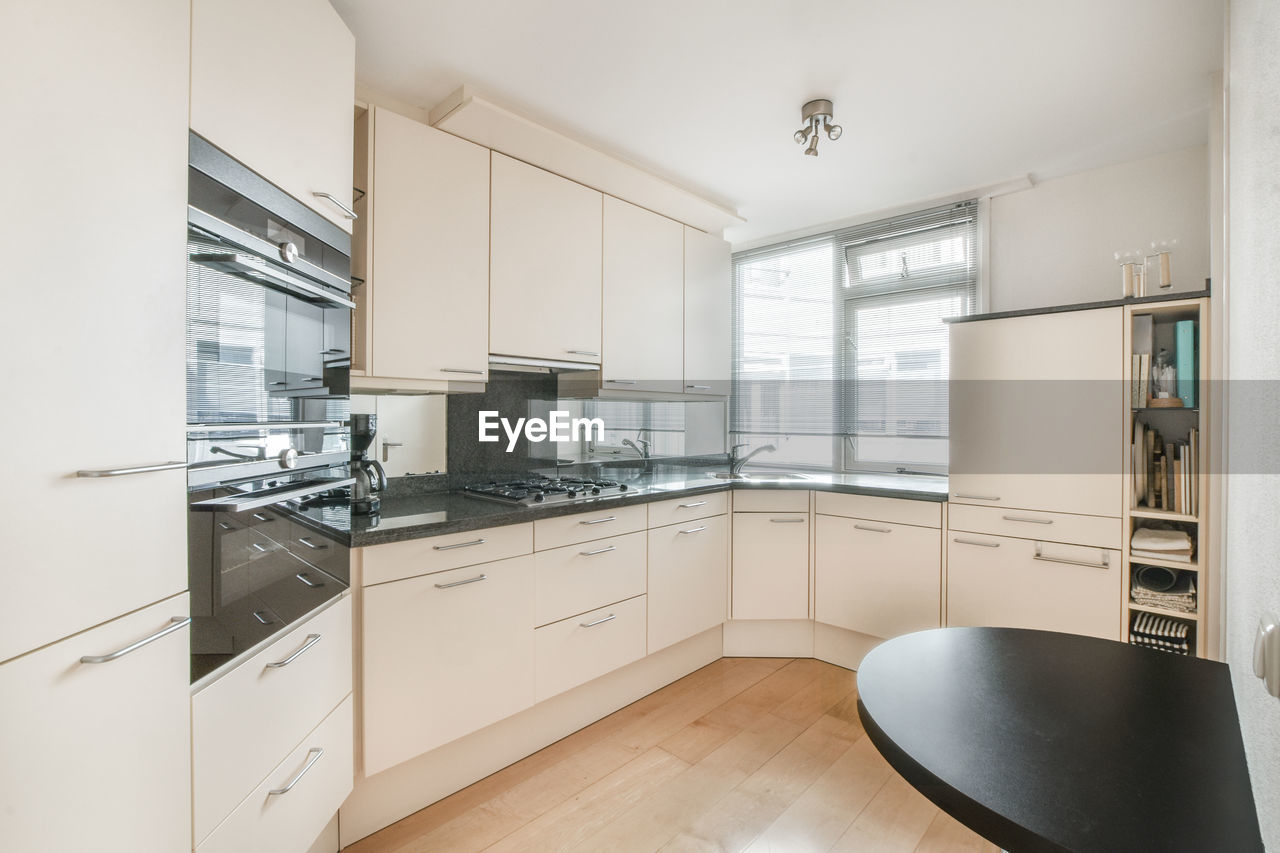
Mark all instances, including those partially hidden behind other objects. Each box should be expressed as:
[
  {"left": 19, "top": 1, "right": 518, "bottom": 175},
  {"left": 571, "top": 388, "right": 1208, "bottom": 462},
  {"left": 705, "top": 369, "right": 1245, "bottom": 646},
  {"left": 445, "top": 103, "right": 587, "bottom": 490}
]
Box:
[
  {"left": 947, "top": 473, "right": 1124, "bottom": 519},
  {"left": 361, "top": 522, "right": 533, "bottom": 586},
  {"left": 193, "top": 596, "right": 352, "bottom": 844},
  {"left": 535, "top": 595, "right": 647, "bottom": 703},
  {"left": 648, "top": 514, "right": 728, "bottom": 653},
  {"left": 946, "top": 533, "right": 1121, "bottom": 640},
  {"left": 947, "top": 503, "right": 1122, "bottom": 549},
  {"left": 198, "top": 696, "right": 354, "bottom": 853},
  {"left": 732, "top": 488, "right": 810, "bottom": 513},
  {"left": 815, "top": 515, "right": 940, "bottom": 639},
  {"left": 534, "top": 504, "right": 647, "bottom": 551},
  {"left": 647, "top": 491, "right": 728, "bottom": 528},
  {"left": 814, "top": 492, "right": 941, "bottom": 528},
  {"left": 535, "top": 531, "right": 646, "bottom": 627},
  {"left": 362, "top": 555, "right": 535, "bottom": 775}
]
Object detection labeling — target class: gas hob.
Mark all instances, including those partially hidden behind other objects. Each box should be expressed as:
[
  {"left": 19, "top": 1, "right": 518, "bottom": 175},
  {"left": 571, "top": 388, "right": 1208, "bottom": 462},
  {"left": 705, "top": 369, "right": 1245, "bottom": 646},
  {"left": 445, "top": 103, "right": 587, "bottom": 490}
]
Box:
[{"left": 463, "top": 476, "right": 629, "bottom": 506}]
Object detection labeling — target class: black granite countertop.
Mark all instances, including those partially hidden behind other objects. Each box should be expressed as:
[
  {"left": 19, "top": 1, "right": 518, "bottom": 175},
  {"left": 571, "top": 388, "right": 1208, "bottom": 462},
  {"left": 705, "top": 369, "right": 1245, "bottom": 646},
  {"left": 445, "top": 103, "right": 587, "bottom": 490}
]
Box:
[{"left": 290, "top": 467, "right": 948, "bottom": 547}]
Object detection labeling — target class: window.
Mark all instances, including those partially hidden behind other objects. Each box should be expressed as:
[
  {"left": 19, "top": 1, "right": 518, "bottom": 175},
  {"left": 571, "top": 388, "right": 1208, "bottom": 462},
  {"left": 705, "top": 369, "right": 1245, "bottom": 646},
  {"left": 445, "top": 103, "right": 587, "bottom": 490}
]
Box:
[{"left": 732, "top": 201, "right": 979, "bottom": 473}]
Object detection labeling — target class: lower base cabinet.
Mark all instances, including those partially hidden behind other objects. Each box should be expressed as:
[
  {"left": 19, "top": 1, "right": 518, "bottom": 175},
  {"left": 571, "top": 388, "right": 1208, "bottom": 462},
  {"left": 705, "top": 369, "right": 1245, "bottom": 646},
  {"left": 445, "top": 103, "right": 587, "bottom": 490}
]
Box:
[
  {"left": 815, "top": 515, "right": 941, "bottom": 639},
  {"left": 198, "top": 696, "right": 354, "bottom": 853},
  {"left": 0, "top": 594, "right": 191, "bottom": 853},
  {"left": 362, "top": 555, "right": 536, "bottom": 775},
  {"left": 731, "top": 510, "right": 810, "bottom": 620},
  {"left": 647, "top": 514, "right": 728, "bottom": 653},
  {"left": 535, "top": 594, "right": 647, "bottom": 703},
  {"left": 947, "top": 533, "right": 1122, "bottom": 640}
]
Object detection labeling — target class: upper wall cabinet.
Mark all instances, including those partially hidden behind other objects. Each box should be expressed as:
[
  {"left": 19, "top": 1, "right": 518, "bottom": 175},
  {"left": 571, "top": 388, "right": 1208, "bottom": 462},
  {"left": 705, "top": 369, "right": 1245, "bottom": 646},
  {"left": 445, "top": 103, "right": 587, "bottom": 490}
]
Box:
[
  {"left": 683, "top": 226, "right": 732, "bottom": 396},
  {"left": 490, "top": 153, "right": 603, "bottom": 364},
  {"left": 602, "top": 197, "right": 684, "bottom": 393},
  {"left": 351, "top": 107, "right": 490, "bottom": 392},
  {"left": 191, "top": 0, "right": 355, "bottom": 232}
]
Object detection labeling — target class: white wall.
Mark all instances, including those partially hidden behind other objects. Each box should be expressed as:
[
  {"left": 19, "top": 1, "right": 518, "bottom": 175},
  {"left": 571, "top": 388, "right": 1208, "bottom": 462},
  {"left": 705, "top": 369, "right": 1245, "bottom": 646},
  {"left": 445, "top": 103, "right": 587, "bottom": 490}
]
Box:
[
  {"left": 1226, "top": 0, "right": 1280, "bottom": 845},
  {"left": 989, "top": 146, "right": 1209, "bottom": 312}
]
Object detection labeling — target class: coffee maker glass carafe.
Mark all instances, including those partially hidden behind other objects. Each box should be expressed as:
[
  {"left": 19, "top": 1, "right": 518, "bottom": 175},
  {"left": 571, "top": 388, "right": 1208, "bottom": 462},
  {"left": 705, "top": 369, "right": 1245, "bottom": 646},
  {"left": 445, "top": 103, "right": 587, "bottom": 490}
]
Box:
[{"left": 350, "top": 414, "right": 387, "bottom": 515}]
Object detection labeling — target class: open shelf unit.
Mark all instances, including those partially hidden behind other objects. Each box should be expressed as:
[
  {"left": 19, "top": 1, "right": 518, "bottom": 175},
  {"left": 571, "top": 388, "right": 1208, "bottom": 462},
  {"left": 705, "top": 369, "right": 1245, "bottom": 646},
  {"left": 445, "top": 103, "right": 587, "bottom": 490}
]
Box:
[{"left": 1122, "top": 296, "right": 1209, "bottom": 657}]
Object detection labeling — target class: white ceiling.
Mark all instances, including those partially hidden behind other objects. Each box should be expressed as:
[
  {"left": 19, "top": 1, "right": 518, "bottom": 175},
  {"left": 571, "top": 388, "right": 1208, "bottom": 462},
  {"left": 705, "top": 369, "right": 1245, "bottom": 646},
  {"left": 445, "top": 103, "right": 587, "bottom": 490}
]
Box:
[{"left": 331, "top": 0, "right": 1223, "bottom": 246}]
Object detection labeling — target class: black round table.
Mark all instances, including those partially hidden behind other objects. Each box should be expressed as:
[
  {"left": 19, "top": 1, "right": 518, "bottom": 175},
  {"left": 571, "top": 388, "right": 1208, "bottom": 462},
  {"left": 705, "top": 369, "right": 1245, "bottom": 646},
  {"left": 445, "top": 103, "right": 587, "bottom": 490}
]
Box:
[{"left": 855, "top": 627, "right": 1262, "bottom": 852}]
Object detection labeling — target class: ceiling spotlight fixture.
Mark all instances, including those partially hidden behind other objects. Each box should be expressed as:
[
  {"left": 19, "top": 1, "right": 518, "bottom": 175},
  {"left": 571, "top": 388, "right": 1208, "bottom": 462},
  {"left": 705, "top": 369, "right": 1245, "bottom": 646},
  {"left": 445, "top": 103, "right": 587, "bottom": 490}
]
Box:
[{"left": 794, "top": 99, "right": 842, "bottom": 157}]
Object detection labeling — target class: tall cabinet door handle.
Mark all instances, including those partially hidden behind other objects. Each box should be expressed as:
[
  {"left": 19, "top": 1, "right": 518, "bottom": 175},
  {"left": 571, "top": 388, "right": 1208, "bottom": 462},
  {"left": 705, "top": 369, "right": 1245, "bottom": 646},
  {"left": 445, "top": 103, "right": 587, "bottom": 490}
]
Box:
[
  {"left": 76, "top": 461, "right": 186, "bottom": 478},
  {"left": 268, "top": 748, "right": 324, "bottom": 795},
  {"left": 265, "top": 634, "right": 322, "bottom": 668},
  {"left": 79, "top": 616, "right": 190, "bottom": 664},
  {"left": 312, "top": 191, "right": 357, "bottom": 219}
]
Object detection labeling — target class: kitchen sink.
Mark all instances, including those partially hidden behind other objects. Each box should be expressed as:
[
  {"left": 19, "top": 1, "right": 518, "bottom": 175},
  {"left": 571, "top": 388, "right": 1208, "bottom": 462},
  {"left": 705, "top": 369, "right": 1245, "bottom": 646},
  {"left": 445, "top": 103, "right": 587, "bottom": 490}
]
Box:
[{"left": 710, "top": 471, "right": 812, "bottom": 482}]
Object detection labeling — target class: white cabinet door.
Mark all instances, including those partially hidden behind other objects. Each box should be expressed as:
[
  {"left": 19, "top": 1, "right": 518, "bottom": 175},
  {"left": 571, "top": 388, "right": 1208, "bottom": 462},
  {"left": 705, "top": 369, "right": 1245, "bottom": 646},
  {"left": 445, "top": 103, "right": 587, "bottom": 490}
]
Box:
[
  {"left": 814, "top": 515, "right": 941, "bottom": 639},
  {"left": 947, "top": 533, "right": 1122, "bottom": 640},
  {"left": 948, "top": 308, "right": 1125, "bottom": 517},
  {"left": 534, "top": 595, "right": 647, "bottom": 702},
  {"left": 490, "top": 153, "right": 603, "bottom": 362},
  {"left": 683, "top": 226, "right": 732, "bottom": 396},
  {"left": 648, "top": 515, "right": 728, "bottom": 653},
  {"left": 731, "top": 512, "right": 810, "bottom": 620},
  {"left": 360, "top": 107, "right": 490, "bottom": 381},
  {"left": 1, "top": 0, "right": 189, "bottom": 664},
  {"left": 362, "top": 555, "right": 536, "bottom": 775},
  {"left": 190, "top": 0, "right": 355, "bottom": 232},
  {"left": 602, "top": 197, "right": 684, "bottom": 392},
  {"left": 0, "top": 595, "right": 191, "bottom": 853}
]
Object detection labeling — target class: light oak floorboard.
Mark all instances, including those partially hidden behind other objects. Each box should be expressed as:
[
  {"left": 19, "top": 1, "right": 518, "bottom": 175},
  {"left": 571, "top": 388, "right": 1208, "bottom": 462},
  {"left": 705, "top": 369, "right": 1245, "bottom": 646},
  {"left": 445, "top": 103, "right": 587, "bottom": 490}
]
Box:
[{"left": 347, "top": 659, "right": 992, "bottom": 853}]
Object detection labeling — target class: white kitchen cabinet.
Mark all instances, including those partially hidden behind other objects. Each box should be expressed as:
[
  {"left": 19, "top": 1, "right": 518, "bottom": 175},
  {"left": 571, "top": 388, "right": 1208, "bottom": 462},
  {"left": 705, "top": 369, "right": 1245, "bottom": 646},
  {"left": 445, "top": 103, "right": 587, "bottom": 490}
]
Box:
[
  {"left": 535, "top": 595, "right": 648, "bottom": 702},
  {"left": 0, "top": 595, "right": 191, "bottom": 853},
  {"left": 352, "top": 107, "right": 491, "bottom": 389},
  {"left": 948, "top": 308, "right": 1125, "bottom": 517},
  {"left": 732, "top": 508, "right": 810, "bottom": 620},
  {"left": 190, "top": 0, "right": 355, "bottom": 232},
  {"left": 814, "top": 515, "right": 941, "bottom": 639},
  {"left": 362, "top": 555, "right": 536, "bottom": 775},
  {"left": 947, "top": 533, "right": 1122, "bottom": 640},
  {"left": 490, "top": 152, "right": 603, "bottom": 362},
  {"left": 648, "top": 514, "right": 729, "bottom": 653},
  {"left": 2, "top": 0, "right": 189, "bottom": 664},
  {"left": 683, "top": 226, "right": 732, "bottom": 396},
  {"left": 602, "top": 197, "right": 684, "bottom": 392},
  {"left": 535, "top": 531, "right": 647, "bottom": 627}
]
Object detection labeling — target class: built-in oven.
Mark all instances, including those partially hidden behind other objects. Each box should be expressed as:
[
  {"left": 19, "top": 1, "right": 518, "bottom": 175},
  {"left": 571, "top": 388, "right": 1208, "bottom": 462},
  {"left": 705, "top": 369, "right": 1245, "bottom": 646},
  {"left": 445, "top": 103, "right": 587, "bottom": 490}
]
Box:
[{"left": 185, "top": 132, "right": 354, "bottom": 684}]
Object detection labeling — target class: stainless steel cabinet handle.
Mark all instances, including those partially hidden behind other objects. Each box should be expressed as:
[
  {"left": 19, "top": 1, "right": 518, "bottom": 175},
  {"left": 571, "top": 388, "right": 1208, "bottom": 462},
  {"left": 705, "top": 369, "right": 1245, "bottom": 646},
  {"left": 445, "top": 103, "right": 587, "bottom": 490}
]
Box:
[
  {"left": 382, "top": 440, "right": 403, "bottom": 463},
  {"left": 580, "top": 613, "right": 616, "bottom": 628},
  {"left": 1002, "top": 515, "right": 1053, "bottom": 525},
  {"left": 953, "top": 537, "right": 1000, "bottom": 548},
  {"left": 79, "top": 616, "right": 190, "bottom": 664},
  {"left": 685, "top": 384, "right": 712, "bottom": 390},
  {"left": 296, "top": 536, "right": 327, "bottom": 550},
  {"left": 579, "top": 516, "right": 616, "bottom": 525},
  {"left": 251, "top": 543, "right": 269, "bottom": 553},
  {"left": 76, "top": 461, "right": 186, "bottom": 478},
  {"left": 1034, "top": 543, "right": 1110, "bottom": 569},
  {"left": 441, "top": 368, "right": 485, "bottom": 375},
  {"left": 265, "top": 634, "right": 321, "bottom": 668},
  {"left": 770, "top": 518, "right": 806, "bottom": 523},
  {"left": 432, "top": 538, "right": 486, "bottom": 551},
  {"left": 678, "top": 525, "right": 708, "bottom": 535},
  {"left": 435, "top": 573, "right": 487, "bottom": 589},
  {"left": 253, "top": 610, "right": 275, "bottom": 625},
  {"left": 566, "top": 350, "right": 600, "bottom": 357},
  {"left": 678, "top": 501, "right": 708, "bottom": 508},
  {"left": 607, "top": 380, "right": 638, "bottom": 385},
  {"left": 269, "top": 381, "right": 288, "bottom": 386},
  {"left": 295, "top": 572, "right": 324, "bottom": 588},
  {"left": 302, "top": 377, "right": 324, "bottom": 382},
  {"left": 580, "top": 545, "right": 617, "bottom": 557},
  {"left": 218, "top": 521, "right": 235, "bottom": 530},
  {"left": 954, "top": 493, "right": 1001, "bottom": 501},
  {"left": 268, "top": 748, "right": 324, "bottom": 795},
  {"left": 854, "top": 524, "right": 892, "bottom": 533},
  {"left": 252, "top": 512, "right": 272, "bottom": 522},
  {"left": 313, "top": 190, "right": 358, "bottom": 219}
]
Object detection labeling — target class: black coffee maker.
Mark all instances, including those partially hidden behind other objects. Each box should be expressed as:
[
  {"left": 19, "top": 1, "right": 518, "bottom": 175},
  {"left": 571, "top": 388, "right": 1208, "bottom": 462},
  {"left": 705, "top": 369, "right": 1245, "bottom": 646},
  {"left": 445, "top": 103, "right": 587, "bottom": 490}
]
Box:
[{"left": 350, "top": 414, "right": 387, "bottom": 515}]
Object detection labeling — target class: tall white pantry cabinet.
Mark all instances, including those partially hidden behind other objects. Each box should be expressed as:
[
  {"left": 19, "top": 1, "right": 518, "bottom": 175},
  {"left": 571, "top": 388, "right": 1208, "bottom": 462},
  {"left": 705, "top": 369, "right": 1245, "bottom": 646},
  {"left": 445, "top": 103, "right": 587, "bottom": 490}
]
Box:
[{"left": 0, "top": 1, "right": 193, "bottom": 852}]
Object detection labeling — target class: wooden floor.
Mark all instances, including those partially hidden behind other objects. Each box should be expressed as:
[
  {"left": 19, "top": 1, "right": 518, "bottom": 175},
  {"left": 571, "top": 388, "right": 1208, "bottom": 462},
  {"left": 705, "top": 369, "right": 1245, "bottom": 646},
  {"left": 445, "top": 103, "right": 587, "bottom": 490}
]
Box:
[{"left": 346, "top": 658, "right": 998, "bottom": 853}]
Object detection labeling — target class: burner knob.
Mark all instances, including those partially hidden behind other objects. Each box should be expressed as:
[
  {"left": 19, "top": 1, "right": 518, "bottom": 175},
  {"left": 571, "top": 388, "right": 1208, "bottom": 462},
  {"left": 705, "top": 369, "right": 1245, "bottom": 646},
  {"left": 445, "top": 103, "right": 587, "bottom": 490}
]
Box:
[
  {"left": 567, "top": 490, "right": 577, "bottom": 498},
  {"left": 618, "top": 484, "right": 628, "bottom": 491},
  {"left": 592, "top": 487, "right": 601, "bottom": 495},
  {"left": 278, "top": 448, "right": 298, "bottom": 469},
  {"left": 533, "top": 494, "right": 543, "bottom": 502},
  {"left": 279, "top": 241, "right": 298, "bottom": 263}
]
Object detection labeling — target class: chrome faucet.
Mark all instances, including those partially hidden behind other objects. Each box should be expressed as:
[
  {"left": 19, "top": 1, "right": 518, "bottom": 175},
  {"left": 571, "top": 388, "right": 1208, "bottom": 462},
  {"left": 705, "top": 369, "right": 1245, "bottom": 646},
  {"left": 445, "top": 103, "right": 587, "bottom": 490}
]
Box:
[
  {"left": 621, "top": 437, "right": 651, "bottom": 459},
  {"left": 730, "top": 443, "right": 776, "bottom": 475}
]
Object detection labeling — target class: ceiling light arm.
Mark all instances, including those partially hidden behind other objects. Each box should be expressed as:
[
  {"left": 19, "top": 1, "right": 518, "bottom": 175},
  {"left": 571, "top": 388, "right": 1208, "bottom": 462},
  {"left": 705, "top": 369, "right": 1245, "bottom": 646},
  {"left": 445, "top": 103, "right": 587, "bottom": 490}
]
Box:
[{"left": 794, "top": 99, "right": 843, "bottom": 156}]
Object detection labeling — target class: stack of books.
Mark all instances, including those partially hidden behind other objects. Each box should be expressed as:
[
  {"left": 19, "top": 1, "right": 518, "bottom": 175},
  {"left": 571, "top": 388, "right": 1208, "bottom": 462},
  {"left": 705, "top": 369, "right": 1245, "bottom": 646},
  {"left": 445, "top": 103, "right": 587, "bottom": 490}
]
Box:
[
  {"left": 1131, "top": 317, "right": 1197, "bottom": 408},
  {"left": 1132, "top": 423, "right": 1199, "bottom": 515}
]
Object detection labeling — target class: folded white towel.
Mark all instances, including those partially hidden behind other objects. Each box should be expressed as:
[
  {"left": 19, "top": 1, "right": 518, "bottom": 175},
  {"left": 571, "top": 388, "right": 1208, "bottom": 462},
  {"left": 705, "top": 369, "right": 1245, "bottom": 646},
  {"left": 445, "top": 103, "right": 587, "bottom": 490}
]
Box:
[
  {"left": 1132, "top": 549, "right": 1193, "bottom": 563},
  {"left": 1131, "top": 528, "right": 1193, "bottom": 551}
]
